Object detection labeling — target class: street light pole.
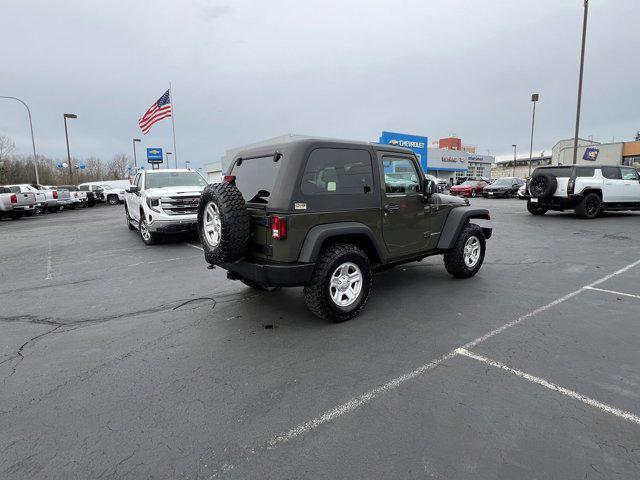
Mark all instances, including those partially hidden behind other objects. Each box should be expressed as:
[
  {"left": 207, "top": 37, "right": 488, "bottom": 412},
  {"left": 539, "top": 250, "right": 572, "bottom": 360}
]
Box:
[
  {"left": 529, "top": 93, "right": 539, "bottom": 177},
  {"left": 572, "top": 0, "right": 589, "bottom": 165},
  {"left": 166, "top": 151, "right": 172, "bottom": 169},
  {"left": 63, "top": 113, "right": 77, "bottom": 184},
  {"left": 132, "top": 138, "right": 141, "bottom": 168},
  {"left": 0, "top": 96, "right": 40, "bottom": 184},
  {"left": 512, "top": 144, "right": 517, "bottom": 177}
]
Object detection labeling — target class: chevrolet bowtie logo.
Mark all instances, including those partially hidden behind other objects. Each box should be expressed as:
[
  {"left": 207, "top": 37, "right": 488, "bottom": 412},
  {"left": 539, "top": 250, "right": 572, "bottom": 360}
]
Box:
[{"left": 149, "top": 149, "right": 160, "bottom": 154}]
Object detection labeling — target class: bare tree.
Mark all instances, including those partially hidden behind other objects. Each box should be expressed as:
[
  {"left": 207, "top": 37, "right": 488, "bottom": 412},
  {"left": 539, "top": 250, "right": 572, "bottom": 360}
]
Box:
[
  {"left": 0, "top": 135, "right": 15, "bottom": 162},
  {"left": 106, "top": 154, "right": 131, "bottom": 180}
]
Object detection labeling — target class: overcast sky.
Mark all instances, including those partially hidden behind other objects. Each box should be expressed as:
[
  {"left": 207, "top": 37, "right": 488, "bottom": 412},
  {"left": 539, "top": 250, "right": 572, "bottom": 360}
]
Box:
[{"left": 1, "top": 0, "right": 638, "bottom": 169}]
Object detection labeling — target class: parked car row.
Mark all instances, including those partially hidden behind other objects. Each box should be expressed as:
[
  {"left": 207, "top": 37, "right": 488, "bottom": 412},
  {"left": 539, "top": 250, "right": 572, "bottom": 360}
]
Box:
[{"left": 0, "top": 181, "right": 128, "bottom": 221}]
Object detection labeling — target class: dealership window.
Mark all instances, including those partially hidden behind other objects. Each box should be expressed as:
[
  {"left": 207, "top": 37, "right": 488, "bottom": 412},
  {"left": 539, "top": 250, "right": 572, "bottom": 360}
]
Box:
[
  {"left": 382, "top": 157, "right": 420, "bottom": 194},
  {"left": 623, "top": 156, "right": 640, "bottom": 169},
  {"left": 301, "top": 148, "right": 373, "bottom": 195}
]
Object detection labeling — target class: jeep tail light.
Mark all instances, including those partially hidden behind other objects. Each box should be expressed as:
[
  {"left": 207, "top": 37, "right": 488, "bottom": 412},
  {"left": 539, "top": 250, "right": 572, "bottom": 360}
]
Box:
[
  {"left": 224, "top": 175, "right": 236, "bottom": 184},
  {"left": 53, "top": 191, "right": 58, "bottom": 199},
  {"left": 271, "top": 215, "right": 287, "bottom": 240},
  {"left": 10, "top": 194, "right": 17, "bottom": 204}
]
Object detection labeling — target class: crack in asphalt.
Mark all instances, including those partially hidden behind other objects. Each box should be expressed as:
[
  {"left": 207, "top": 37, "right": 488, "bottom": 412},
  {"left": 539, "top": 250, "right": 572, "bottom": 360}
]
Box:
[{"left": 0, "top": 325, "right": 64, "bottom": 378}]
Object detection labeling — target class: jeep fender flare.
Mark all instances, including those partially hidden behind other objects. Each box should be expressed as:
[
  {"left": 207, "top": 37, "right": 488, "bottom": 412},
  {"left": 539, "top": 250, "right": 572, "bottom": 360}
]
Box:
[
  {"left": 298, "top": 222, "right": 385, "bottom": 263},
  {"left": 436, "top": 207, "right": 491, "bottom": 250}
]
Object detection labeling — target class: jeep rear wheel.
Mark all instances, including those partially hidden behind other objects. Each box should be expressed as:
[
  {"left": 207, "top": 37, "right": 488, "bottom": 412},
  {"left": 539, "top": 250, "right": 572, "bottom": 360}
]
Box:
[
  {"left": 304, "top": 244, "right": 372, "bottom": 322},
  {"left": 574, "top": 192, "right": 601, "bottom": 219},
  {"left": 527, "top": 200, "right": 548, "bottom": 216},
  {"left": 444, "top": 223, "right": 486, "bottom": 279},
  {"left": 198, "top": 183, "right": 250, "bottom": 264}
]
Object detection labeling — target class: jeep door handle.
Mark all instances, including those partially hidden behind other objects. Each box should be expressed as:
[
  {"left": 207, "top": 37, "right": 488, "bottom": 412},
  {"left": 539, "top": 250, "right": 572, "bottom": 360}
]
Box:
[{"left": 384, "top": 203, "right": 400, "bottom": 213}]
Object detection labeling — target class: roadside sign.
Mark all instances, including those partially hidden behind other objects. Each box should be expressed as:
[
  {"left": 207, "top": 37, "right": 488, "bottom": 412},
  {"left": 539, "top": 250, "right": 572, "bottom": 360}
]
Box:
[{"left": 147, "top": 148, "right": 163, "bottom": 164}]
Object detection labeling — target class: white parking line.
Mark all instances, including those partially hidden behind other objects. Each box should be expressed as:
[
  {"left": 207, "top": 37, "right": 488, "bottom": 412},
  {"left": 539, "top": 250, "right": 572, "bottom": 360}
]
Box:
[
  {"left": 45, "top": 240, "right": 53, "bottom": 280},
  {"left": 584, "top": 286, "right": 640, "bottom": 300},
  {"left": 262, "top": 258, "right": 640, "bottom": 450},
  {"left": 185, "top": 242, "right": 204, "bottom": 251},
  {"left": 455, "top": 348, "right": 640, "bottom": 425}
]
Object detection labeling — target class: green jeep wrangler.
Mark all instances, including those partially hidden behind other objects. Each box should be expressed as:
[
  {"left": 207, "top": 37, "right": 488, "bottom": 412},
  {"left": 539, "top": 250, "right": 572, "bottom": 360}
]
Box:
[{"left": 197, "top": 138, "right": 492, "bottom": 322}]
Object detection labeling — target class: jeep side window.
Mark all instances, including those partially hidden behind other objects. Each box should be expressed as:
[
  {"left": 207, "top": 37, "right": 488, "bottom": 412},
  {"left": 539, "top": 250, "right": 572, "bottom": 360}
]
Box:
[
  {"left": 301, "top": 148, "right": 373, "bottom": 195},
  {"left": 382, "top": 157, "right": 420, "bottom": 194},
  {"left": 602, "top": 167, "right": 621, "bottom": 180},
  {"left": 620, "top": 167, "right": 639, "bottom": 181}
]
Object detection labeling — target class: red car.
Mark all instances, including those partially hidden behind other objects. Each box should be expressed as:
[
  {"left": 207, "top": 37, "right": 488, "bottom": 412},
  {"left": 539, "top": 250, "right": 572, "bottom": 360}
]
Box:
[{"left": 449, "top": 180, "right": 488, "bottom": 198}]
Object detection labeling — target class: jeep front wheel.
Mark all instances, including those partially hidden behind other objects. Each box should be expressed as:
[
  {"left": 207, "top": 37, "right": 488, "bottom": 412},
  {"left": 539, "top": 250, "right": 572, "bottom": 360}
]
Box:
[
  {"left": 304, "top": 244, "right": 372, "bottom": 322},
  {"left": 444, "top": 223, "right": 486, "bottom": 279}
]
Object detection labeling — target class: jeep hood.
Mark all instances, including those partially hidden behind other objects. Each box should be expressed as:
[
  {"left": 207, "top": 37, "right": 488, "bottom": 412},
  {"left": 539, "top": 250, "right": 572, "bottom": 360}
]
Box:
[
  {"left": 437, "top": 194, "right": 468, "bottom": 206},
  {"left": 146, "top": 186, "right": 205, "bottom": 197}
]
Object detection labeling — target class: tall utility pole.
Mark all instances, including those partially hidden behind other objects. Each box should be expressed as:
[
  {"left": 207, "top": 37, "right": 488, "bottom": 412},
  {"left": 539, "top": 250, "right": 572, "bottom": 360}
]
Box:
[
  {"left": 572, "top": 0, "right": 589, "bottom": 165},
  {"left": 529, "top": 93, "right": 540, "bottom": 177},
  {"left": 512, "top": 144, "right": 517, "bottom": 177},
  {"left": 132, "top": 138, "right": 141, "bottom": 168},
  {"left": 63, "top": 113, "right": 78, "bottom": 183},
  {"left": 0, "top": 96, "right": 40, "bottom": 184}
]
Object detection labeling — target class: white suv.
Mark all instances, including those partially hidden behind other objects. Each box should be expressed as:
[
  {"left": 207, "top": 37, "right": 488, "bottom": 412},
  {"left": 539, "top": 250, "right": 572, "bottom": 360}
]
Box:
[
  {"left": 527, "top": 165, "right": 640, "bottom": 219},
  {"left": 124, "top": 169, "right": 208, "bottom": 244}
]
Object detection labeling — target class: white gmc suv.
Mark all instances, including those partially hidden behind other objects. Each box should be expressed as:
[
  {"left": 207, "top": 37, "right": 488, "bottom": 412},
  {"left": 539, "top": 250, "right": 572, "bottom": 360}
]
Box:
[
  {"left": 527, "top": 165, "right": 640, "bottom": 219},
  {"left": 124, "top": 169, "right": 208, "bottom": 244}
]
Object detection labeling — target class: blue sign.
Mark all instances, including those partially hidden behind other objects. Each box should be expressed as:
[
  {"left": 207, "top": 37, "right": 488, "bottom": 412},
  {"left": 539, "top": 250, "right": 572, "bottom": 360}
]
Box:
[
  {"left": 79, "top": 163, "right": 86, "bottom": 170},
  {"left": 147, "top": 148, "right": 163, "bottom": 163},
  {"left": 56, "top": 162, "right": 63, "bottom": 169},
  {"left": 379, "top": 131, "right": 428, "bottom": 172},
  {"left": 583, "top": 147, "right": 599, "bottom": 162}
]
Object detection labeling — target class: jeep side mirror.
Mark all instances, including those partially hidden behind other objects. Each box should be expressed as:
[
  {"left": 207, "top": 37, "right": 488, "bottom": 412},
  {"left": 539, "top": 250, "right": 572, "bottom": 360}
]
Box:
[
  {"left": 126, "top": 185, "right": 139, "bottom": 194},
  {"left": 424, "top": 179, "right": 436, "bottom": 197}
]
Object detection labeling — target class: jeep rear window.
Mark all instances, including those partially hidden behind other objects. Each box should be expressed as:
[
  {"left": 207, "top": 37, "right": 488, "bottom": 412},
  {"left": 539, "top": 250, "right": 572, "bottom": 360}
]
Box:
[
  {"left": 230, "top": 156, "right": 279, "bottom": 204},
  {"left": 534, "top": 167, "right": 572, "bottom": 177},
  {"left": 301, "top": 148, "right": 373, "bottom": 195}
]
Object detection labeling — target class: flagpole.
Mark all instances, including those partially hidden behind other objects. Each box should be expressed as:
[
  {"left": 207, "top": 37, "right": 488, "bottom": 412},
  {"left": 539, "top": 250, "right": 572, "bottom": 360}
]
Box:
[{"left": 169, "top": 81, "right": 178, "bottom": 168}]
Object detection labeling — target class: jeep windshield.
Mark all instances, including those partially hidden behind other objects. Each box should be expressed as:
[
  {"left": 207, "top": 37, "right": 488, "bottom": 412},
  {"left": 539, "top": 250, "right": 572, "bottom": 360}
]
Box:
[
  {"left": 230, "top": 156, "right": 279, "bottom": 205},
  {"left": 145, "top": 172, "right": 207, "bottom": 189}
]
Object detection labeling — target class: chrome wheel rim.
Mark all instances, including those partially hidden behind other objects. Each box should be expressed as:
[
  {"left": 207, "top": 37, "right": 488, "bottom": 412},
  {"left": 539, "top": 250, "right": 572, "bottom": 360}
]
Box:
[
  {"left": 329, "top": 262, "right": 362, "bottom": 307},
  {"left": 140, "top": 219, "right": 151, "bottom": 241},
  {"left": 463, "top": 236, "right": 481, "bottom": 268},
  {"left": 203, "top": 202, "right": 222, "bottom": 248}
]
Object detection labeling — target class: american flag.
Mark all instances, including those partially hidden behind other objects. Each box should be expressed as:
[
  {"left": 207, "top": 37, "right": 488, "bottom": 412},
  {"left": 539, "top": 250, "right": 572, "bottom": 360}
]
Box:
[{"left": 138, "top": 89, "right": 172, "bottom": 134}]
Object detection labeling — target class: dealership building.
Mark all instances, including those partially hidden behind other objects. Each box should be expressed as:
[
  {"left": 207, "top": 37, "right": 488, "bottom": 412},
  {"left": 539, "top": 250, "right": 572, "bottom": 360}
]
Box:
[{"left": 379, "top": 132, "right": 494, "bottom": 185}]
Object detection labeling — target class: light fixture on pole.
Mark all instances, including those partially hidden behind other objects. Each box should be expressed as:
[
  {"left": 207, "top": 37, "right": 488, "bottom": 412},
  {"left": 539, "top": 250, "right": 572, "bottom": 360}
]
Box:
[
  {"left": 63, "top": 113, "right": 78, "bottom": 183},
  {"left": 512, "top": 144, "right": 517, "bottom": 177},
  {"left": 132, "top": 138, "right": 141, "bottom": 168},
  {"left": 572, "top": 0, "right": 589, "bottom": 165},
  {"left": 528, "top": 93, "right": 539, "bottom": 177},
  {"left": 0, "top": 96, "right": 40, "bottom": 184}
]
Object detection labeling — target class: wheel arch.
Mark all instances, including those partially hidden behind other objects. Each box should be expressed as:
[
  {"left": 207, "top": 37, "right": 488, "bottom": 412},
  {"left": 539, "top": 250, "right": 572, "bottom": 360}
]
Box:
[
  {"left": 437, "top": 207, "right": 491, "bottom": 250},
  {"left": 298, "top": 222, "right": 385, "bottom": 265}
]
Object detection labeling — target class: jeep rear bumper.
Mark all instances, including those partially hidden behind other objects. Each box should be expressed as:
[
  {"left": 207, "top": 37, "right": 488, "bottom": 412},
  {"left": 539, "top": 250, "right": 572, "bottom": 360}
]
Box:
[{"left": 220, "top": 259, "right": 315, "bottom": 287}]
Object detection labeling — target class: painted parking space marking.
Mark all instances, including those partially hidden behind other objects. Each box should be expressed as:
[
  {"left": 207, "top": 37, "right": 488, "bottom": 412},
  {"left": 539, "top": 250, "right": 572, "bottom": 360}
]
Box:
[
  {"left": 185, "top": 242, "right": 204, "bottom": 251},
  {"left": 455, "top": 348, "right": 640, "bottom": 425},
  {"left": 584, "top": 286, "right": 640, "bottom": 300},
  {"left": 255, "top": 258, "right": 640, "bottom": 457}
]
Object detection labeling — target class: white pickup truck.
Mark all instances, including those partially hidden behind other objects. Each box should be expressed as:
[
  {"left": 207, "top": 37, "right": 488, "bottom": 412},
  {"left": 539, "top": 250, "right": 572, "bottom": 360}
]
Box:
[
  {"left": 124, "top": 169, "right": 208, "bottom": 245},
  {"left": 78, "top": 181, "right": 126, "bottom": 205},
  {"left": 527, "top": 165, "right": 640, "bottom": 219},
  {"left": 5, "top": 184, "right": 59, "bottom": 213},
  {"left": 0, "top": 186, "right": 37, "bottom": 219}
]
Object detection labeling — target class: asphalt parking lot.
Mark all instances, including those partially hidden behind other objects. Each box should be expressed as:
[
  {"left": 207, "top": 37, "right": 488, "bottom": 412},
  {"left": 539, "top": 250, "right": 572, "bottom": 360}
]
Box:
[{"left": 1, "top": 199, "right": 639, "bottom": 479}]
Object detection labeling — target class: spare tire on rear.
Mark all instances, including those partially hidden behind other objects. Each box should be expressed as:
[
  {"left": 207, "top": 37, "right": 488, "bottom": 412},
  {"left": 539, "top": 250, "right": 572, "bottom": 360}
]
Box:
[
  {"left": 198, "top": 182, "right": 250, "bottom": 264},
  {"left": 529, "top": 172, "right": 557, "bottom": 198}
]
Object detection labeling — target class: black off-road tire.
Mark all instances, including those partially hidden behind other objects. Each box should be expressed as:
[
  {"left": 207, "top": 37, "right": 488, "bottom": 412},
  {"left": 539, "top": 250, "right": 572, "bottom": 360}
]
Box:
[
  {"left": 108, "top": 195, "right": 119, "bottom": 205},
  {"left": 240, "top": 279, "right": 277, "bottom": 292},
  {"left": 574, "top": 192, "right": 602, "bottom": 219},
  {"left": 303, "top": 244, "right": 372, "bottom": 323},
  {"left": 198, "top": 183, "right": 250, "bottom": 265},
  {"left": 125, "top": 205, "right": 136, "bottom": 230},
  {"left": 529, "top": 173, "right": 557, "bottom": 199},
  {"left": 527, "top": 200, "right": 548, "bottom": 216},
  {"left": 444, "top": 223, "right": 486, "bottom": 279}
]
